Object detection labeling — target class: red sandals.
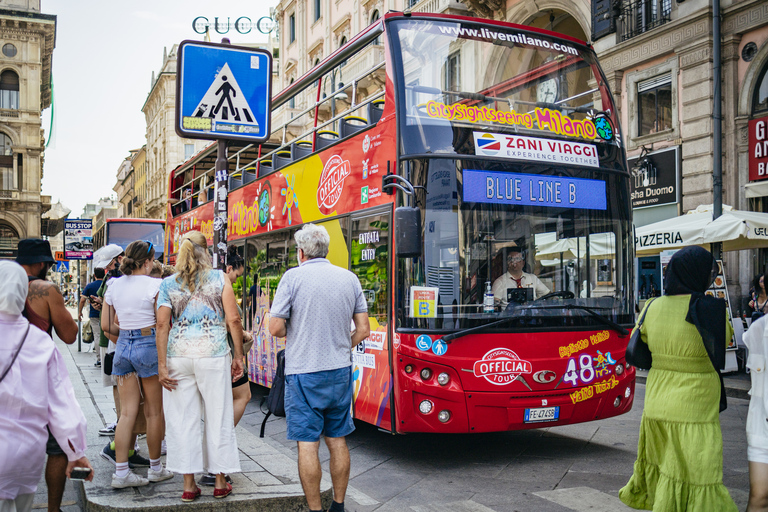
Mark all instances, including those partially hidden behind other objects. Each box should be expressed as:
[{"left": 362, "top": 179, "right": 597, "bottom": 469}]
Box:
[
  {"left": 213, "top": 482, "right": 232, "bottom": 499},
  {"left": 181, "top": 486, "right": 201, "bottom": 502}
]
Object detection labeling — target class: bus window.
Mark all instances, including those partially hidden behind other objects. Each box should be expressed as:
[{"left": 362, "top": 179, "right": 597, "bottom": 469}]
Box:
[{"left": 243, "top": 230, "right": 296, "bottom": 329}]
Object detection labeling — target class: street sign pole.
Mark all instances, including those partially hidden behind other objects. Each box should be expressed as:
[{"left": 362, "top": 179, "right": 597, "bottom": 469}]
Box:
[
  {"left": 214, "top": 138, "right": 228, "bottom": 270},
  {"left": 77, "top": 260, "right": 81, "bottom": 352}
]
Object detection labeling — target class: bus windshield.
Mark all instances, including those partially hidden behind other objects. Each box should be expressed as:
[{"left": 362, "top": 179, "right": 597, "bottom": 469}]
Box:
[
  {"left": 389, "top": 18, "right": 619, "bottom": 157},
  {"left": 107, "top": 221, "right": 166, "bottom": 260},
  {"left": 397, "top": 159, "right": 633, "bottom": 332}
]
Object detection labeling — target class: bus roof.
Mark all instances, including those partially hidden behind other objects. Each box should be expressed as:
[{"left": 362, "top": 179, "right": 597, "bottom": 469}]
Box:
[{"left": 383, "top": 12, "right": 591, "bottom": 48}]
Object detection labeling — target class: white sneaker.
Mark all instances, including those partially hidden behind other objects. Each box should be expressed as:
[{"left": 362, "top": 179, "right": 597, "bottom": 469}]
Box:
[
  {"left": 111, "top": 471, "right": 149, "bottom": 488},
  {"left": 161, "top": 439, "right": 167, "bottom": 456},
  {"left": 147, "top": 467, "right": 174, "bottom": 482}
]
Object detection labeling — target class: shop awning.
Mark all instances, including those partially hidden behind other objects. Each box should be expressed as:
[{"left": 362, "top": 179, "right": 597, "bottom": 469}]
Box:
[
  {"left": 635, "top": 204, "right": 768, "bottom": 256},
  {"left": 745, "top": 181, "right": 768, "bottom": 199}
]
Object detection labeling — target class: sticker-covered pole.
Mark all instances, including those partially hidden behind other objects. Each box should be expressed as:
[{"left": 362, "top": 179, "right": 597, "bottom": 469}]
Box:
[
  {"left": 212, "top": 37, "right": 231, "bottom": 271},
  {"left": 213, "top": 138, "right": 228, "bottom": 270}
]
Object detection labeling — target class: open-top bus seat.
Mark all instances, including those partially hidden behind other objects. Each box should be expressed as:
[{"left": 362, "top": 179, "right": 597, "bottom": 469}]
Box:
[
  {"left": 274, "top": 151, "right": 292, "bottom": 170},
  {"left": 369, "top": 99, "right": 385, "bottom": 124},
  {"left": 258, "top": 160, "right": 273, "bottom": 177},
  {"left": 340, "top": 116, "right": 368, "bottom": 138},
  {"left": 316, "top": 130, "right": 339, "bottom": 150},
  {"left": 228, "top": 173, "right": 242, "bottom": 190},
  {"left": 291, "top": 141, "right": 313, "bottom": 160},
  {"left": 242, "top": 168, "right": 257, "bottom": 184}
]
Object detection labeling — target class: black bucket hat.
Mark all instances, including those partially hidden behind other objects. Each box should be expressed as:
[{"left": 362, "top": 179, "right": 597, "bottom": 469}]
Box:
[{"left": 16, "top": 238, "right": 55, "bottom": 265}]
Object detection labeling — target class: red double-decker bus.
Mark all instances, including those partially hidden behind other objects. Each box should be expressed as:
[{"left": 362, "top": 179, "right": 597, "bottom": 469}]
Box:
[{"left": 166, "top": 12, "right": 634, "bottom": 434}]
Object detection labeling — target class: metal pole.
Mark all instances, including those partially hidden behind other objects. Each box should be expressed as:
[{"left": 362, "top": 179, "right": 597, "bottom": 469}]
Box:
[
  {"left": 213, "top": 38, "right": 231, "bottom": 271},
  {"left": 77, "top": 260, "right": 82, "bottom": 352},
  {"left": 712, "top": 0, "right": 723, "bottom": 259},
  {"left": 214, "top": 139, "right": 228, "bottom": 271}
]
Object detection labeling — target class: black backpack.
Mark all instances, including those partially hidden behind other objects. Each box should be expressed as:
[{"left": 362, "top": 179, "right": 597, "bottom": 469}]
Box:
[{"left": 260, "top": 349, "right": 286, "bottom": 438}]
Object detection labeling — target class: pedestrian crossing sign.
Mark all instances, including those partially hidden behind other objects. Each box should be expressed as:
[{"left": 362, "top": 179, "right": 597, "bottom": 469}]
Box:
[{"left": 176, "top": 40, "right": 272, "bottom": 143}]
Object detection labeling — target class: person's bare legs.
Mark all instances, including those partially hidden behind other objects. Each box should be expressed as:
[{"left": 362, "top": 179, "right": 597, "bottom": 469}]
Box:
[
  {"left": 183, "top": 474, "right": 197, "bottom": 494},
  {"left": 232, "top": 383, "right": 251, "bottom": 426},
  {"left": 297, "top": 441, "right": 323, "bottom": 510},
  {"left": 114, "top": 374, "right": 141, "bottom": 463},
  {"left": 139, "top": 375, "right": 164, "bottom": 460},
  {"left": 325, "top": 436, "right": 350, "bottom": 505},
  {"left": 45, "top": 453, "right": 67, "bottom": 512},
  {"left": 748, "top": 461, "right": 768, "bottom": 511}
]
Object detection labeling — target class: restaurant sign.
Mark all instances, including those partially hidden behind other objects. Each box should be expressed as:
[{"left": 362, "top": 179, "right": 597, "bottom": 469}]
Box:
[{"left": 749, "top": 115, "right": 768, "bottom": 182}]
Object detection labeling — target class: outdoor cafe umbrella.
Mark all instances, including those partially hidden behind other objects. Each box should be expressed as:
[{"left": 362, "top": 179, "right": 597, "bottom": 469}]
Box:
[
  {"left": 635, "top": 204, "right": 768, "bottom": 256},
  {"left": 535, "top": 233, "right": 616, "bottom": 262}
]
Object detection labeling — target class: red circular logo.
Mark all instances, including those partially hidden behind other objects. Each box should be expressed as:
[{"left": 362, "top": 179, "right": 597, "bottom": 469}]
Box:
[{"left": 473, "top": 348, "right": 532, "bottom": 386}]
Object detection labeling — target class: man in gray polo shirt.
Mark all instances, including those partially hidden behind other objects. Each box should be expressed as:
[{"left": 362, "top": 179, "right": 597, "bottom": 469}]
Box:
[{"left": 269, "top": 223, "right": 370, "bottom": 512}]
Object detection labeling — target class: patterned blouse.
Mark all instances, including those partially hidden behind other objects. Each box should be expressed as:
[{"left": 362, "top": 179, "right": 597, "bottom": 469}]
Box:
[{"left": 157, "top": 269, "right": 228, "bottom": 358}]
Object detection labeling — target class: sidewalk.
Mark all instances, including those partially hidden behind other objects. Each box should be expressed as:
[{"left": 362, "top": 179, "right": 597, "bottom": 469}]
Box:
[
  {"left": 635, "top": 368, "right": 752, "bottom": 400},
  {"left": 57, "top": 334, "right": 332, "bottom": 511}
]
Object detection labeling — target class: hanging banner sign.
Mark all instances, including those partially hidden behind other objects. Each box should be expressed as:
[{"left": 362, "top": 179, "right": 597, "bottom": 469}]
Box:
[{"left": 749, "top": 116, "right": 768, "bottom": 182}]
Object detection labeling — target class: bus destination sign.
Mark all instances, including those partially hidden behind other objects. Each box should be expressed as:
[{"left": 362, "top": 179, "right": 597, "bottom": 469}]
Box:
[{"left": 462, "top": 170, "right": 607, "bottom": 210}]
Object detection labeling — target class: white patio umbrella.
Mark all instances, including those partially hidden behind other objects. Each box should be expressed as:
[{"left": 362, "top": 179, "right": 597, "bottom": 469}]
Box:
[
  {"left": 635, "top": 204, "right": 768, "bottom": 256},
  {"left": 536, "top": 233, "right": 616, "bottom": 262}
]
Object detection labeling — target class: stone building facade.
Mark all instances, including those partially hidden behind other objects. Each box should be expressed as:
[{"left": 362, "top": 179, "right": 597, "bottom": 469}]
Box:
[{"left": 0, "top": 0, "right": 54, "bottom": 258}]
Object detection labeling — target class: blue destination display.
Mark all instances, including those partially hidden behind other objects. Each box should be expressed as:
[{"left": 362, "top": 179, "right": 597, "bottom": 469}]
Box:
[{"left": 463, "top": 169, "right": 607, "bottom": 210}]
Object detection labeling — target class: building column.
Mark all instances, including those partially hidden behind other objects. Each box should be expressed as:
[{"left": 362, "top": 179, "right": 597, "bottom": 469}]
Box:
[
  {"left": 678, "top": 39, "right": 715, "bottom": 212},
  {"left": 604, "top": 69, "right": 624, "bottom": 120}
]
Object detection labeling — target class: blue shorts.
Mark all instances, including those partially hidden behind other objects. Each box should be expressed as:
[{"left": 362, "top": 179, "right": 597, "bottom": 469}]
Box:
[
  {"left": 112, "top": 329, "right": 158, "bottom": 378},
  {"left": 285, "top": 366, "right": 355, "bottom": 442}
]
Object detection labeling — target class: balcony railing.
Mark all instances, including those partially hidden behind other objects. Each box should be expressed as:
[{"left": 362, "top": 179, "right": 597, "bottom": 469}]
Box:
[{"left": 620, "top": 0, "right": 672, "bottom": 41}]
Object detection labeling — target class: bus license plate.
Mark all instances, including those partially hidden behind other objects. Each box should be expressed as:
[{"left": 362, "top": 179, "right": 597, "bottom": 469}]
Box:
[{"left": 524, "top": 406, "right": 559, "bottom": 423}]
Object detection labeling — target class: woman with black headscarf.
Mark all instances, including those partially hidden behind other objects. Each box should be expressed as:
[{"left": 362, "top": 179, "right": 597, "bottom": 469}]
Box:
[{"left": 619, "top": 246, "right": 737, "bottom": 511}]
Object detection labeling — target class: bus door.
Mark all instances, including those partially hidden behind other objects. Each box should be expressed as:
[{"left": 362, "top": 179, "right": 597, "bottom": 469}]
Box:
[{"left": 349, "top": 211, "right": 392, "bottom": 431}]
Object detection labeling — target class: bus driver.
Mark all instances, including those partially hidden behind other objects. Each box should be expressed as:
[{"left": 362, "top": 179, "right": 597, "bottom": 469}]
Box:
[{"left": 492, "top": 246, "right": 550, "bottom": 307}]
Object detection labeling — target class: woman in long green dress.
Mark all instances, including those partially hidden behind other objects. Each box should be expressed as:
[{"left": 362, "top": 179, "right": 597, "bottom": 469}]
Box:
[{"left": 619, "top": 246, "right": 737, "bottom": 511}]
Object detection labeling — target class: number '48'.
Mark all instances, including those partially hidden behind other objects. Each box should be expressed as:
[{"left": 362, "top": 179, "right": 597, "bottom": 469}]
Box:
[{"left": 563, "top": 354, "right": 595, "bottom": 386}]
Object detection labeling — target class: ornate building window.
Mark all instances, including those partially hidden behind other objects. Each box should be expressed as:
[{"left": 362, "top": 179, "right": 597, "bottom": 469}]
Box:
[
  {"left": 637, "top": 73, "right": 672, "bottom": 136},
  {"left": 0, "top": 132, "right": 15, "bottom": 191},
  {"left": 0, "top": 70, "right": 19, "bottom": 110},
  {"left": 289, "top": 13, "right": 296, "bottom": 44},
  {"left": 371, "top": 10, "right": 380, "bottom": 45},
  {"left": 2, "top": 44, "right": 16, "bottom": 58}
]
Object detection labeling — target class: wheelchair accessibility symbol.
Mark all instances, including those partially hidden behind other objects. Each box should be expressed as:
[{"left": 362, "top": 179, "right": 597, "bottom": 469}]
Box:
[{"left": 416, "top": 335, "right": 432, "bottom": 351}]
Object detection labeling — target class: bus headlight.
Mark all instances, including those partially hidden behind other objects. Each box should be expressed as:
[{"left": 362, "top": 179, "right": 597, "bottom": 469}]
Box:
[
  {"left": 625, "top": 386, "right": 631, "bottom": 399},
  {"left": 438, "top": 410, "right": 451, "bottom": 423},
  {"left": 419, "top": 400, "right": 434, "bottom": 414},
  {"left": 420, "top": 368, "right": 432, "bottom": 380},
  {"left": 614, "top": 397, "right": 621, "bottom": 407},
  {"left": 437, "top": 372, "right": 450, "bottom": 386},
  {"left": 615, "top": 363, "right": 624, "bottom": 375},
  {"left": 404, "top": 364, "right": 414, "bottom": 374}
]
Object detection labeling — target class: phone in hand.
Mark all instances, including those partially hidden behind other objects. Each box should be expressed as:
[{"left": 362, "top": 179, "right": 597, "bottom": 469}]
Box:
[{"left": 69, "top": 467, "right": 92, "bottom": 480}]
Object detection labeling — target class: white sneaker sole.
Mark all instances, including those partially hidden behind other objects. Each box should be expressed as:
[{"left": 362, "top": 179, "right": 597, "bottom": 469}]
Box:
[
  {"left": 111, "top": 478, "right": 149, "bottom": 489},
  {"left": 148, "top": 472, "right": 174, "bottom": 483}
]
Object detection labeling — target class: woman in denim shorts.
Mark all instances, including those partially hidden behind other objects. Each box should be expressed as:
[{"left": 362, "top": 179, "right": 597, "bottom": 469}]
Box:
[{"left": 102, "top": 240, "right": 173, "bottom": 488}]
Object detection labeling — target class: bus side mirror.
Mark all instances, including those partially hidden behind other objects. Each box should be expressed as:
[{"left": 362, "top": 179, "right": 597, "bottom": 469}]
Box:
[{"left": 395, "top": 207, "right": 421, "bottom": 258}]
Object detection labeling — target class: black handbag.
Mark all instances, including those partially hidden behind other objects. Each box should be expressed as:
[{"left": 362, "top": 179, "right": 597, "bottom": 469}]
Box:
[
  {"left": 103, "top": 351, "right": 114, "bottom": 376},
  {"left": 626, "top": 298, "right": 655, "bottom": 370},
  {"left": 259, "top": 349, "right": 286, "bottom": 438}
]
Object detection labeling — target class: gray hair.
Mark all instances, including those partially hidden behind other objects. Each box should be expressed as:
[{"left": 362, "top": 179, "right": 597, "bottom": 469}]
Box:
[{"left": 294, "top": 223, "right": 330, "bottom": 259}]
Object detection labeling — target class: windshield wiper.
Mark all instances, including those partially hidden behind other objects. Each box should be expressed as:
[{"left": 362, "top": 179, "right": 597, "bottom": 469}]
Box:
[{"left": 442, "top": 303, "right": 629, "bottom": 343}]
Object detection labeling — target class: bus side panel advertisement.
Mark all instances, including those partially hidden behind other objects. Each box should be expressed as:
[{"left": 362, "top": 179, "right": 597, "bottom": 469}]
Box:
[
  {"left": 248, "top": 290, "right": 285, "bottom": 387},
  {"left": 352, "top": 328, "right": 392, "bottom": 430},
  {"left": 169, "top": 201, "right": 215, "bottom": 262},
  {"left": 225, "top": 123, "right": 395, "bottom": 242}
]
